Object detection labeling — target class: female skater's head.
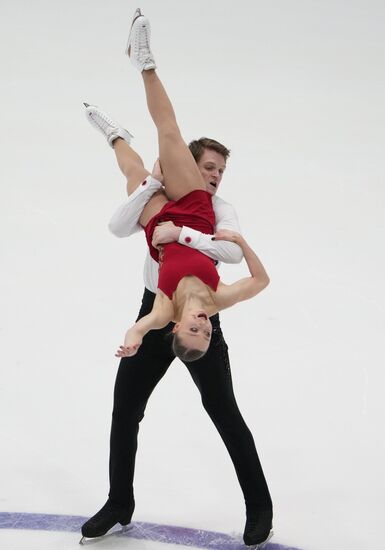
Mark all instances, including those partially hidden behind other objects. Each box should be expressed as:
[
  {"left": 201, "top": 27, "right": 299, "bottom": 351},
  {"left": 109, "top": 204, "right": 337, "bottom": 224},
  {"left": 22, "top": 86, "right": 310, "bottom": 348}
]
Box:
[
  {"left": 189, "top": 138, "right": 230, "bottom": 196},
  {"left": 171, "top": 310, "right": 212, "bottom": 362}
]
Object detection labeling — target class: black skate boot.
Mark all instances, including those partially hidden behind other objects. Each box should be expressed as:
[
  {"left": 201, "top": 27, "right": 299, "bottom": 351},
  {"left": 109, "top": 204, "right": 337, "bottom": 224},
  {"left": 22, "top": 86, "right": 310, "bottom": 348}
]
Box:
[
  {"left": 243, "top": 508, "right": 273, "bottom": 547},
  {"left": 80, "top": 499, "right": 134, "bottom": 543}
]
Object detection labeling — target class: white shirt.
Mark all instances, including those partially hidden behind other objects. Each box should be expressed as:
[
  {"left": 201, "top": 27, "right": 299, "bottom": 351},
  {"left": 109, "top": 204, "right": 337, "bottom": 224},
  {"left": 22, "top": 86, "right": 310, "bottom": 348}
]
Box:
[{"left": 108, "top": 176, "right": 243, "bottom": 293}]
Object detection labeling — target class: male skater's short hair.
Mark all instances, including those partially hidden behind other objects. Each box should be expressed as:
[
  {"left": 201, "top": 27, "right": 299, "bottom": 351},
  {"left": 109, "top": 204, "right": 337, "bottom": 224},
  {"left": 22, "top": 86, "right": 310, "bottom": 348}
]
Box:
[{"left": 188, "top": 137, "right": 230, "bottom": 163}]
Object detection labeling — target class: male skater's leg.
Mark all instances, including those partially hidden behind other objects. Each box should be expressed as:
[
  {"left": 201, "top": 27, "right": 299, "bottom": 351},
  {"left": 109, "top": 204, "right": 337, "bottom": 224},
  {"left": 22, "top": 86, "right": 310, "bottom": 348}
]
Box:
[
  {"left": 81, "top": 290, "right": 175, "bottom": 539},
  {"left": 109, "top": 291, "right": 175, "bottom": 508},
  {"left": 183, "top": 316, "right": 273, "bottom": 546}
]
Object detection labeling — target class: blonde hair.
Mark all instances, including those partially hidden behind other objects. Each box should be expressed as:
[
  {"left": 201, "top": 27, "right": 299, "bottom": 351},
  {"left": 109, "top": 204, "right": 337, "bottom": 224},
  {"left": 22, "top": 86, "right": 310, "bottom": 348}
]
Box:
[{"left": 172, "top": 333, "right": 207, "bottom": 362}]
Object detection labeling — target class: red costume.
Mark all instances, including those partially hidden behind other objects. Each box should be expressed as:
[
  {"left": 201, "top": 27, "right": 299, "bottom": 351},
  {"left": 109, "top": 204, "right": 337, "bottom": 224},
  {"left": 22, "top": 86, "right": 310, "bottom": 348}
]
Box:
[{"left": 144, "top": 190, "right": 220, "bottom": 299}]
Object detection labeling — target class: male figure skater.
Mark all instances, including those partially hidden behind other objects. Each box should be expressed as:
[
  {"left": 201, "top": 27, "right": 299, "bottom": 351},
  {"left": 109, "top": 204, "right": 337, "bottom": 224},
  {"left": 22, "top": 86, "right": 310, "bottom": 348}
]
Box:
[{"left": 81, "top": 8, "right": 273, "bottom": 547}]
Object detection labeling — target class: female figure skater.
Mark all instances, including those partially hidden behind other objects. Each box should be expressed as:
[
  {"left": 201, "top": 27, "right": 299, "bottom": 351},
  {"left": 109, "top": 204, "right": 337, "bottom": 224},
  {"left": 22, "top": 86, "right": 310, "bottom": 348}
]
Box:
[
  {"left": 108, "top": 11, "right": 270, "bottom": 363},
  {"left": 82, "top": 9, "right": 273, "bottom": 548}
]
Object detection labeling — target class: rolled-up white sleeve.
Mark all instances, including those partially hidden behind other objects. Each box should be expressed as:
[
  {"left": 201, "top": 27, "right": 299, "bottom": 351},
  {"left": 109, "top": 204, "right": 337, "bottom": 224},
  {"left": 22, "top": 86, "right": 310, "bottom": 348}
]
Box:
[
  {"left": 177, "top": 196, "right": 243, "bottom": 264},
  {"left": 108, "top": 176, "right": 163, "bottom": 238}
]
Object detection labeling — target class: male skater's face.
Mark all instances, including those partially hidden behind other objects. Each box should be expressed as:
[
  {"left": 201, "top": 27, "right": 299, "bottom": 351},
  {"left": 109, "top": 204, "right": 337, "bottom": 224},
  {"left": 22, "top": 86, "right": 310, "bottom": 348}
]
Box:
[{"left": 196, "top": 149, "right": 226, "bottom": 196}]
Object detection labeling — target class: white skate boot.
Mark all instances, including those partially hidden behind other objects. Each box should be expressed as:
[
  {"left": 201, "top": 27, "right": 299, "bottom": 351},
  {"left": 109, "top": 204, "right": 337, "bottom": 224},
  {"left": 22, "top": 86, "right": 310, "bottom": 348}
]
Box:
[
  {"left": 83, "top": 103, "right": 133, "bottom": 148},
  {"left": 125, "top": 8, "right": 156, "bottom": 72}
]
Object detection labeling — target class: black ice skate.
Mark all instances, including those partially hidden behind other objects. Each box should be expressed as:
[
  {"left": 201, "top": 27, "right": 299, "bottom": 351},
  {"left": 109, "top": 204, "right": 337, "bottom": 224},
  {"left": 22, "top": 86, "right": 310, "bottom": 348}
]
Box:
[
  {"left": 79, "top": 500, "right": 134, "bottom": 544},
  {"left": 243, "top": 508, "right": 274, "bottom": 548}
]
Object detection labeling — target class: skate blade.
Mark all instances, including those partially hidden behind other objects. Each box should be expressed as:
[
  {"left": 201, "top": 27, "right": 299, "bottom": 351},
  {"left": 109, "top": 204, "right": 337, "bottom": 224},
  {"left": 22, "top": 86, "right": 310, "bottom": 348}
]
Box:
[
  {"left": 125, "top": 8, "right": 144, "bottom": 56},
  {"left": 79, "top": 524, "right": 132, "bottom": 545},
  {"left": 248, "top": 529, "right": 274, "bottom": 549}
]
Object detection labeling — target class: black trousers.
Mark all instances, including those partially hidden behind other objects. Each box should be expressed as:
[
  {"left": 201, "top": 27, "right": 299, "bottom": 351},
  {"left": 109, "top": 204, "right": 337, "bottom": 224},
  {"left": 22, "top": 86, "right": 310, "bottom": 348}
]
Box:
[{"left": 109, "top": 288, "right": 272, "bottom": 512}]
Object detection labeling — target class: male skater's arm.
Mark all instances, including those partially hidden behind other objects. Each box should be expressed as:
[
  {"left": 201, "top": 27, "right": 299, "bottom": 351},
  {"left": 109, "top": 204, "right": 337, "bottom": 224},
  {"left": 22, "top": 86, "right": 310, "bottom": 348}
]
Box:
[
  {"left": 151, "top": 196, "right": 243, "bottom": 264},
  {"left": 109, "top": 190, "right": 243, "bottom": 264},
  {"left": 108, "top": 160, "right": 164, "bottom": 237},
  {"left": 108, "top": 175, "right": 163, "bottom": 237}
]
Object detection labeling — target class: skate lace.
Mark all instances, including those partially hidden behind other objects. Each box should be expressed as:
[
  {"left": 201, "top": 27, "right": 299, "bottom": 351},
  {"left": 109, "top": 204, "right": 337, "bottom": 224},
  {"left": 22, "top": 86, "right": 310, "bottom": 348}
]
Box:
[
  {"left": 137, "top": 24, "right": 152, "bottom": 61},
  {"left": 90, "top": 110, "right": 113, "bottom": 131}
]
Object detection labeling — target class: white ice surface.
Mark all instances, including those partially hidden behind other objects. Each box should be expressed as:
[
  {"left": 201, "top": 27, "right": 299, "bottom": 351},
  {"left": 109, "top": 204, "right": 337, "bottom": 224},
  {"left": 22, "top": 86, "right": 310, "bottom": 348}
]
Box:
[
  {"left": 1, "top": 1, "right": 385, "bottom": 550},
  {"left": 0, "top": 530, "right": 202, "bottom": 550}
]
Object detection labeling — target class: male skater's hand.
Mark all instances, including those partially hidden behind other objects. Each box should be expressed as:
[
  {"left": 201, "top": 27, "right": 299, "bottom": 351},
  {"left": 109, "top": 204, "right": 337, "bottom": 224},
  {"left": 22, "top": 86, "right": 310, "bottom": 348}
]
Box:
[
  {"left": 115, "top": 328, "right": 143, "bottom": 358},
  {"left": 151, "top": 158, "right": 164, "bottom": 184},
  {"left": 152, "top": 221, "right": 181, "bottom": 248}
]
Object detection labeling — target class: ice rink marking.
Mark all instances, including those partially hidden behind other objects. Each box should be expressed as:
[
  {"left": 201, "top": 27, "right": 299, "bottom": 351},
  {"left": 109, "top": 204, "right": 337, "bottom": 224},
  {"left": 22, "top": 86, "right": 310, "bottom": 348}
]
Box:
[{"left": 0, "top": 512, "right": 302, "bottom": 549}]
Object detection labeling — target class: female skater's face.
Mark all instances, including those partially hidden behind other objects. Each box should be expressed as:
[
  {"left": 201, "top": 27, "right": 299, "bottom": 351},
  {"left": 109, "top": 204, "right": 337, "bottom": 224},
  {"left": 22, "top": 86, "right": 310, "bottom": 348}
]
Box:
[
  {"left": 197, "top": 150, "right": 226, "bottom": 196},
  {"left": 173, "top": 311, "right": 212, "bottom": 351}
]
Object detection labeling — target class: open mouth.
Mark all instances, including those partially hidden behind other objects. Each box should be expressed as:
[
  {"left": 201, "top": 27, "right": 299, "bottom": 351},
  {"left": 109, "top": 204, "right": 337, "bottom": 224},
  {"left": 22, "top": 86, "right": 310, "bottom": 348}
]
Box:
[
  {"left": 209, "top": 181, "right": 217, "bottom": 188},
  {"left": 197, "top": 313, "right": 208, "bottom": 320}
]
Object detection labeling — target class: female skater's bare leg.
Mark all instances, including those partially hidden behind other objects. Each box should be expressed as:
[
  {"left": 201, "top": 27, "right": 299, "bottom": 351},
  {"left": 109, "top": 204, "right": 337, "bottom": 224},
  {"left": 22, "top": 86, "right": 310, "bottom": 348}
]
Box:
[
  {"left": 84, "top": 103, "right": 150, "bottom": 197},
  {"left": 141, "top": 69, "right": 205, "bottom": 201},
  {"left": 127, "top": 13, "right": 205, "bottom": 200},
  {"left": 113, "top": 138, "right": 150, "bottom": 196}
]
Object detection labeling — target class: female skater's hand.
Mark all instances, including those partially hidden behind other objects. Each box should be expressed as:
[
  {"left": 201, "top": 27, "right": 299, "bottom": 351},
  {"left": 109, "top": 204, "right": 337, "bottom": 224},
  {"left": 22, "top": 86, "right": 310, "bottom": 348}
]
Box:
[
  {"left": 213, "top": 229, "right": 242, "bottom": 243},
  {"left": 152, "top": 221, "right": 181, "bottom": 248},
  {"left": 115, "top": 328, "right": 143, "bottom": 358},
  {"left": 151, "top": 159, "right": 164, "bottom": 184}
]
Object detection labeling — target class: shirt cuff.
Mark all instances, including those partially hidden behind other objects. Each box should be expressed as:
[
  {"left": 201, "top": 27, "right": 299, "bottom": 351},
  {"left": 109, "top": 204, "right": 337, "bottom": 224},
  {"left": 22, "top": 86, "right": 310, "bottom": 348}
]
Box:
[
  {"left": 137, "top": 176, "right": 163, "bottom": 195},
  {"left": 178, "top": 226, "right": 206, "bottom": 247}
]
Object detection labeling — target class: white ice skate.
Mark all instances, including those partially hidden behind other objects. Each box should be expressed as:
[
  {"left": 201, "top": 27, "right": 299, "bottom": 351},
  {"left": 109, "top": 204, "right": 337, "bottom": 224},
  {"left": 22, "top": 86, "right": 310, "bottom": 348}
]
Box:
[
  {"left": 83, "top": 103, "right": 133, "bottom": 148},
  {"left": 125, "top": 8, "right": 156, "bottom": 71}
]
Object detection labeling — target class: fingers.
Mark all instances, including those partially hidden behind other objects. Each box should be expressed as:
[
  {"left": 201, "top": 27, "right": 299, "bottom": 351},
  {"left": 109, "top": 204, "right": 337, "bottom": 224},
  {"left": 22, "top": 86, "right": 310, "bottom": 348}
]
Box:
[
  {"left": 152, "top": 225, "right": 168, "bottom": 247},
  {"left": 213, "top": 232, "right": 223, "bottom": 241},
  {"left": 151, "top": 158, "right": 164, "bottom": 183},
  {"left": 115, "top": 345, "right": 138, "bottom": 357},
  {"left": 213, "top": 229, "right": 240, "bottom": 242},
  {"left": 152, "top": 227, "right": 160, "bottom": 247}
]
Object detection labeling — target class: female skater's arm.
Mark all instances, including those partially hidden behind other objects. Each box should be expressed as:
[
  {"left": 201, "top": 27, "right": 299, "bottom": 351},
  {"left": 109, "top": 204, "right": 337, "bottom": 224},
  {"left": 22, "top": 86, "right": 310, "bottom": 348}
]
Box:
[
  {"left": 115, "top": 296, "right": 172, "bottom": 357},
  {"left": 214, "top": 230, "right": 270, "bottom": 310}
]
